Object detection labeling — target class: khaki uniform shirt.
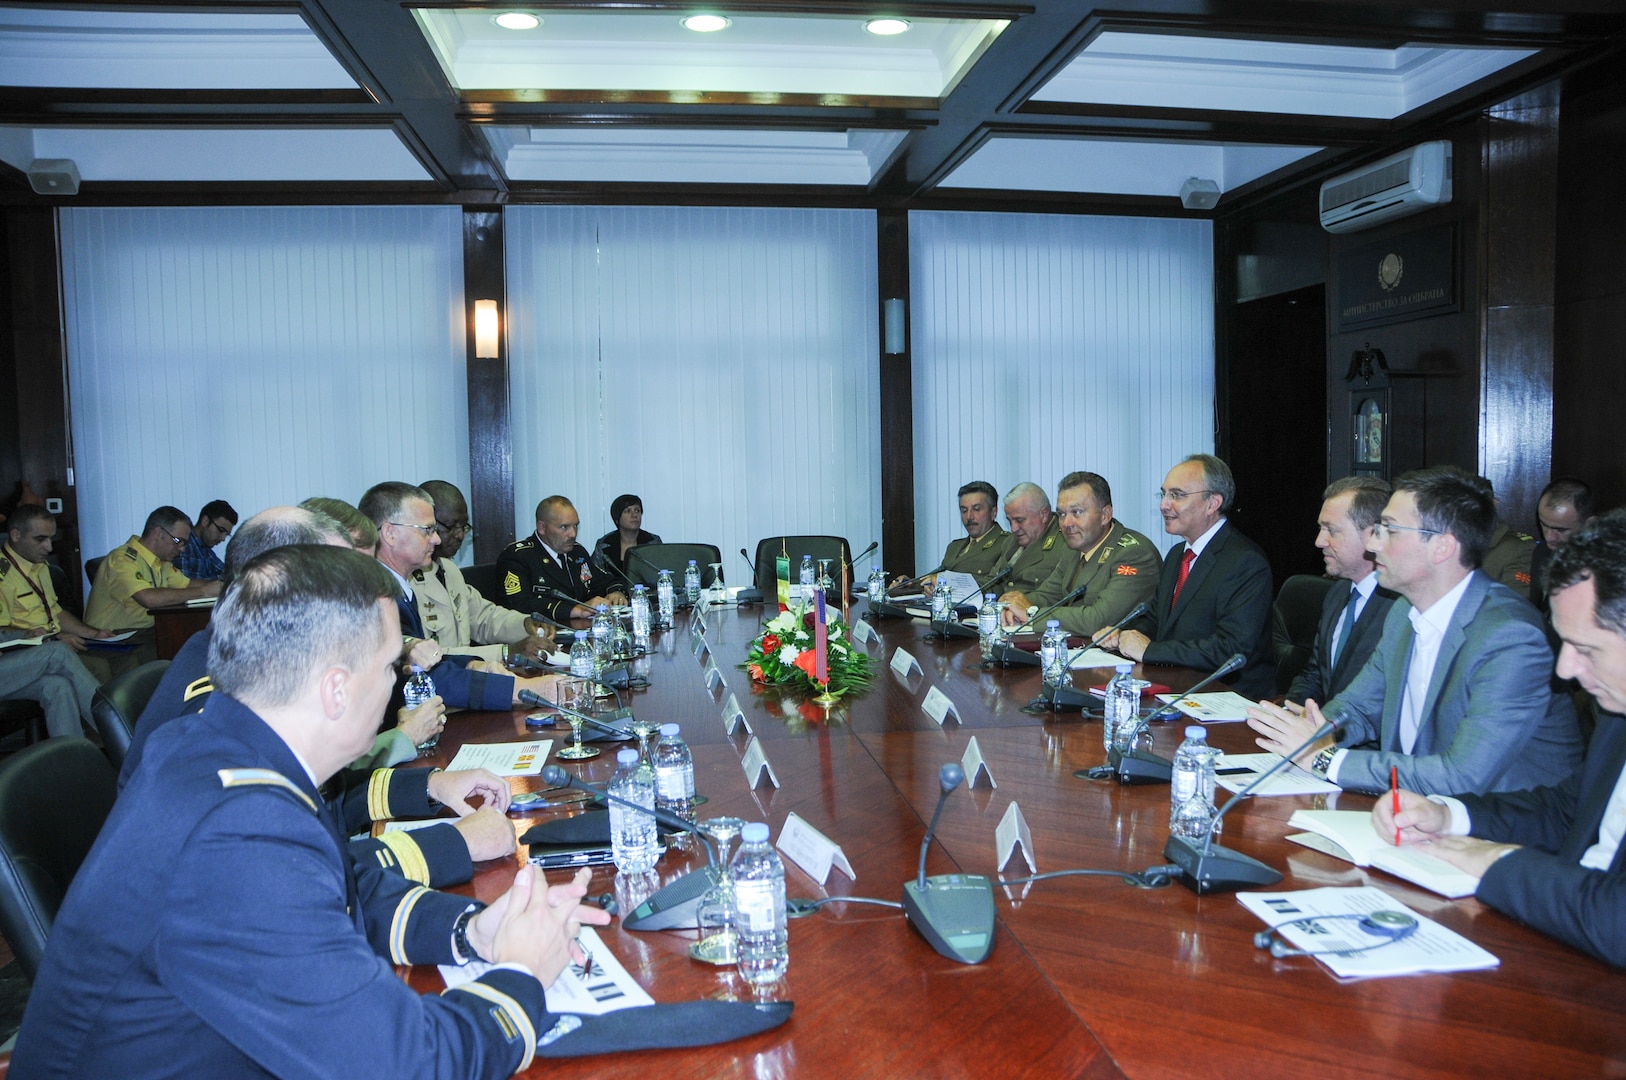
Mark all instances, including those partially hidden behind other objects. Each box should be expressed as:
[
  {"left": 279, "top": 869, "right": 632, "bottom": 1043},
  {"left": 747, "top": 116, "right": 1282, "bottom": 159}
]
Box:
[
  {"left": 939, "top": 523, "right": 1011, "bottom": 587},
  {"left": 85, "top": 536, "right": 191, "bottom": 632},
  {"left": 999, "top": 517, "right": 1070, "bottom": 596},
  {"left": 1025, "top": 520, "right": 1163, "bottom": 637},
  {"left": 1482, "top": 524, "right": 1536, "bottom": 596},
  {"left": 0, "top": 544, "right": 62, "bottom": 636},
  {"left": 412, "top": 557, "right": 529, "bottom": 663}
]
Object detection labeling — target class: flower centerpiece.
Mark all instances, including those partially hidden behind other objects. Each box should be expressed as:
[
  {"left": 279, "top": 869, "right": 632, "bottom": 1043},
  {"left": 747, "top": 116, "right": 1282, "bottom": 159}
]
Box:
[{"left": 742, "top": 604, "right": 874, "bottom": 699}]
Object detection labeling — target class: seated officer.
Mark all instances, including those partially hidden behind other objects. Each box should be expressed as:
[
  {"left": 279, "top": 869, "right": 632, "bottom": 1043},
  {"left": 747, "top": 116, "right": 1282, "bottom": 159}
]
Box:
[
  {"left": 909, "top": 481, "right": 1010, "bottom": 596},
  {"left": 84, "top": 505, "right": 222, "bottom": 665},
  {"left": 498, "top": 495, "right": 626, "bottom": 623},
  {"left": 992, "top": 481, "right": 1070, "bottom": 600},
  {"left": 13, "top": 544, "right": 610, "bottom": 1077}
]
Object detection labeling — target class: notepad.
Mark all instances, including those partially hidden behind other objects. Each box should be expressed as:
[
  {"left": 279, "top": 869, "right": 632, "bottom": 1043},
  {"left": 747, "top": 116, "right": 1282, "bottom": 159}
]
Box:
[{"left": 1286, "top": 810, "right": 1480, "bottom": 899}]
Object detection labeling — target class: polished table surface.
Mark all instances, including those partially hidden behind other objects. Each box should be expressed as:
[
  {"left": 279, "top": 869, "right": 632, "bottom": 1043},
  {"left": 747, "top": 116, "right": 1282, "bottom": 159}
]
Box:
[{"left": 406, "top": 602, "right": 1626, "bottom": 1079}]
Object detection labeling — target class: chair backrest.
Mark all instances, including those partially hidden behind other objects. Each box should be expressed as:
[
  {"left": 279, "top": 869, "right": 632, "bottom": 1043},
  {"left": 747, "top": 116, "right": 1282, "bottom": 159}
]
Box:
[
  {"left": 752, "top": 536, "right": 853, "bottom": 597},
  {"left": 91, "top": 659, "right": 170, "bottom": 771},
  {"left": 462, "top": 563, "right": 503, "bottom": 606},
  {"left": 626, "top": 544, "right": 725, "bottom": 590},
  {"left": 1272, "top": 573, "right": 1336, "bottom": 693},
  {"left": 84, "top": 555, "right": 105, "bottom": 591},
  {"left": 0, "top": 737, "right": 118, "bottom": 980}
]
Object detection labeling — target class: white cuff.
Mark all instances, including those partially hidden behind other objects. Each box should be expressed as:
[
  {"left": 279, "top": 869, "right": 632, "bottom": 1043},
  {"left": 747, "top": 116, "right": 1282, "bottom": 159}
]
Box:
[
  {"left": 1324, "top": 748, "right": 1350, "bottom": 783},
  {"left": 1426, "top": 794, "right": 1472, "bottom": 836}
]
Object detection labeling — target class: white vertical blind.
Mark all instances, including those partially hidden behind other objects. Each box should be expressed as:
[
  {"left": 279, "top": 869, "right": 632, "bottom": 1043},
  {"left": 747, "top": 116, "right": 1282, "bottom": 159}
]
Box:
[
  {"left": 506, "top": 206, "right": 881, "bottom": 587},
  {"left": 60, "top": 205, "right": 468, "bottom": 565},
  {"left": 909, "top": 211, "right": 1214, "bottom": 568}
]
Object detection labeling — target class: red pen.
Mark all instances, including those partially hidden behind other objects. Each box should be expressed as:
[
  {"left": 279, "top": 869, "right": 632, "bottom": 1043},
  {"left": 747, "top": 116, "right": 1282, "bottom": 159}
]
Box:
[{"left": 1390, "top": 765, "right": 1401, "bottom": 846}]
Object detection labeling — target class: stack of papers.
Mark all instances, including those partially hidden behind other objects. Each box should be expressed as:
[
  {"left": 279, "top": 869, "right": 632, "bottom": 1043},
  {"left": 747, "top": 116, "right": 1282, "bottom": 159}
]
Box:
[
  {"left": 1152, "top": 691, "right": 1254, "bottom": 723},
  {"left": 1285, "top": 810, "right": 1481, "bottom": 899},
  {"left": 441, "top": 926, "right": 654, "bottom": 1013},
  {"left": 1238, "top": 885, "right": 1499, "bottom": 978},
  {"left": 445, "top": 740, "right": 553, "bottom": 777},
  {"left": 1213, "top": 753, "right": 1341, "bottom": 797}
]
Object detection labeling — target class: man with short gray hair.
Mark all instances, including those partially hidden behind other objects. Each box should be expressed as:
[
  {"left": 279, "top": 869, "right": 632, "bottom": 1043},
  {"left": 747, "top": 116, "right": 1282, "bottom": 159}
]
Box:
[{"left": 993, "top": 480, "right": 1070, "bottom": 599}]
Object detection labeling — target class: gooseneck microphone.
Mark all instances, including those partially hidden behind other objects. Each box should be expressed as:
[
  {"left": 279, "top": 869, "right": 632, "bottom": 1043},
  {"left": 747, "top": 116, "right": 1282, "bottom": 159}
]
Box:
[
  {"left": 1091, "top": 652, "right": 1247, "bottom": 785},
  {"left": 736, "top": 548, "right": 765, "bottom": 605},
  {"left": 540, "top": 764, "right": 720, "bottom": 931},
  {"left": 1160, "top": 716, "right": 1341, "bottom": 894},
  {"left": 900, "top": 763, "right": 995, "bottom": 965}
]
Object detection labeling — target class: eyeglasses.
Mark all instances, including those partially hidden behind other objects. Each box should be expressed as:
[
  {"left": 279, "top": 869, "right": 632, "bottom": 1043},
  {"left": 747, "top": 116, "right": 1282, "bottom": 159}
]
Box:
[
  {"left": 388, "top": 521, "right": 438, "bottom": 537},
  {"left": 1156, "top": 488, "right": 1215, "bottom": 503},
  {"left": 158, "top": 526, "right": 185, "bottom": 548},
  {"left": 1373, "top": 521, "right": 1438, "bottom": 541},
  {"left": 434, "top": 520, "right": 471, "bottom": 538},
  {"left": 210, "top": 517, "right": 235, "bottom": 539}
]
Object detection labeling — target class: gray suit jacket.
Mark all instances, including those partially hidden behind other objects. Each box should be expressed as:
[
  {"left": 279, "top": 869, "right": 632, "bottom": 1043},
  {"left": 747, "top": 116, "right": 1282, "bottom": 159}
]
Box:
[
  {"left": 1322, "top": 570, "right": 1582, "bottom": 795},
  {"left": 1286, "top": 578, "right": 1398, "bottom": 706}
]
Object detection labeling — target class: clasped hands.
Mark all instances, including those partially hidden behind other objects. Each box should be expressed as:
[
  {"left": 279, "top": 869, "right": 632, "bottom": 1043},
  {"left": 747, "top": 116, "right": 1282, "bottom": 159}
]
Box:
[
  {"left": 466, "top": 866, "right": 612, "bottom": 985},
  {"left": 427, "top": 767, "right": 518, "bottom": 863}
]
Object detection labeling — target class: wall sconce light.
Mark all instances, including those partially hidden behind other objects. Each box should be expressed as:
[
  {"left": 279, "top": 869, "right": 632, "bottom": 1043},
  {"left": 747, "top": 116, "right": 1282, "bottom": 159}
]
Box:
[
  {"left": 883, "top": 297, "right": 906, "bottom": 355},
  {"left": 474, "top": 299, "right": 500, "bottom": 358}
]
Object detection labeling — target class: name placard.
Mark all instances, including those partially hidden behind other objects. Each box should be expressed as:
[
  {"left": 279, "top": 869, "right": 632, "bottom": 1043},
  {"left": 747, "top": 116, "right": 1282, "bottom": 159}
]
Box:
[
  {"left": 741, "top": 736, "right": 780, "bottom": 789},
  {"left": 961, "top": 735, "right": 996, "bottom": 789},
  {"left": 704, "top": 660, "right": 724, "bottom": 690},
  {"left": 721, "top": 692, "right": 752, "bottom": 736},
  {"left": 995, "top": 801, "right": 1036, "bottom": 875},
  {"left": 921, "top": 684, "right": 960, "bottom": 727},
  {"left": 889, "top": 647, "right": 921, "bottom": 678},
  {"left": 775, "top": 812, "right": 856, "bottom": 886},
  {"left": 850, "top": 618, "right": 877, "bottom": 646}
]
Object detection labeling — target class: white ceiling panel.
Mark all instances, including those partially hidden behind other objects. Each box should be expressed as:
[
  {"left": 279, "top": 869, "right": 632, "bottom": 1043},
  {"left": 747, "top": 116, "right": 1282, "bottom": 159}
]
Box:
[
  {"left": 0, "top": 128, "right": 430, "bottom": 182},
  {"left": 0, "top": 8, "right": 357, "bottom": 89},
  {"left": 941, "top": 136, "right": 1321, "bottom": 196}
]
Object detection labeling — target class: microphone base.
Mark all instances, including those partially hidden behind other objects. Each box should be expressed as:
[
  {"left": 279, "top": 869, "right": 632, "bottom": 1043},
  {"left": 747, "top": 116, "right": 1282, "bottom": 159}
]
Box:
[
  {"left": 1026, "top": 682, "right": 1092, "bottom": 712},
  {"left": 925, "top": 621, "right": 979, "bottom": 642},
  {"left": 735, "top": 587, "right": 764, "bottom": 606},
  {"left": 901, "top": 875, "right": 995, "bottom": 965},
  {"left": 623, "top": 864, "right": 722, "bottom": 931},
  {"left": 988, "top": 641, "right": 1041, "bottom": 668},
  {"left": 1109, "top": 747, "right": 1173, "bottom": 784},
  {"left": 867, "top": 600, "right": 916, "bottom": 620},
  {"left": 1162, "top": 835, "right": 1283, "bottom": 895}
]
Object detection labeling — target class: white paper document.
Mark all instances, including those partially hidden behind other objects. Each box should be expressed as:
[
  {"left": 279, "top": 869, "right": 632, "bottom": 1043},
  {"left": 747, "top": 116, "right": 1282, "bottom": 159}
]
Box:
[
  {"left": 934, "top": 571, "right": 983, "bottom": 607},
  {"left": 1214, "top": 753, "right": 1341, "bottom": 796},
  {"left": 961, "top": 735, "right": 996, "bottom": 789},
  {"left": 1068, "top": 647, "right": 1125, "bottom": 670},
  {"left": 1285, "top": 810, "right": 1481, "bottom": 899},
  {"left": 444, "top": 740, "right": 552, "bottom": 777},
  {"left": 776, "top": 812, "right": 855, "bottom": 886},
  {"left": 0, "top": 635, "right": 49, "bottom": 651},
  {"left": 921, "top": 684, "right": 959, "bottom": 726},
  {"left": 184, "top": 596, "right": 218, "bottom": 608},
  {"left": 440, "top": 926, "right": 654, "bottom": 1013},
  {"left": 1152, "top": 690, "right": 1255, "bottom": 723},
  {"left": 1238, "top": 886, "right": 1498, "bottom": 978}
]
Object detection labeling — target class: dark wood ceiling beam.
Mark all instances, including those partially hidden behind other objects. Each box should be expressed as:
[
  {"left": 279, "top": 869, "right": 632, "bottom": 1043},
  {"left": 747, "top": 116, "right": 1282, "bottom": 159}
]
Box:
[{"left": 994, "top": 107, "right": 1386, "bottom": 147}]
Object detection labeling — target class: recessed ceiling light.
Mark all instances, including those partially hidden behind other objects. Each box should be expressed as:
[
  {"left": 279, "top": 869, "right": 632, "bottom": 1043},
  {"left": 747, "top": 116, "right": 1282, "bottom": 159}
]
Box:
[
  {"left": 864, "top": 17, "right": 910, "bottom": 36},
  {"left": 680, "top": 14, "right": 731, "bottom": 32},
  {"left": 492, "top": 12, "right": 540, "bottom": 31}
]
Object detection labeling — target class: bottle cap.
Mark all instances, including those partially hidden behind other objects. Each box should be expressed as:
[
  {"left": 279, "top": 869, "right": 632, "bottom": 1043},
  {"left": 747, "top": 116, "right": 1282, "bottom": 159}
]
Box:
[
  {"left": 1116, "top": 663, "right": 1134, "bottom": 673},
  {"left": 574, "top": 629, "right": 588, "bottom": 640},
  {"left": 985, "top": 593, "right": 996, "bottom": 601},
  {"left": 409, "top": 664, "right": 423, "bottom": 673},
  {"left": 617, "top": 749, "right": 639, "bottom": 765},
  {"left": 1185, "top": 725, "right": 1207, "bottom": 740},
  {"left": 596, "top": 604, "right": 608, "bottom": 612},
  {"left": 1047, "top": 619, "right": 1061, "bottom": 629},
  {"left": 659, "top": 722, "right": 680, "bottom": 736},
  {"left": 688, "top": 559, "right": 697, "bottom": 566},
  {"left": 741, "top": 822, "right": 769, "bottom": 843}
]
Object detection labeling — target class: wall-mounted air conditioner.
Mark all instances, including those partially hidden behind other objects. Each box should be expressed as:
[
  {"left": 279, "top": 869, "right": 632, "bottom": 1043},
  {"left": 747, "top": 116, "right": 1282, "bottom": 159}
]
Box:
[{"left": 1319, "top": 141, "right": 1452, "bottom": 234}]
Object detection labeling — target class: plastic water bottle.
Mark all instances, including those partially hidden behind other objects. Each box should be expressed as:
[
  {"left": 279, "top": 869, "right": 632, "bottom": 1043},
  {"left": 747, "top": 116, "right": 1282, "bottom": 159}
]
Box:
[
  {"left": 630, "top": 584, "right": 651, "bottom": 650},
  {"left": 684, "top": 559, "right": 702, "bottom": 605},
  {"left": 978, "top": 593, "right": 1001, "bottom": 661},
  {"left": 569, "top": 629, "right": 596, "bottom": 679},
  {"left": 1200, "top": 741, "right": 1223, "bottom": 838},
  {"left": 608, "top": 749, "right": 660, "bottom": 874},
  {"left": 1040, "top": 620, "right": 1068, "bottom": 687},
  {"left": 1170, "top": 726, "right": 1214, "bottom": 839},
  {"left": 867, "top": 567, "right": 886, "bottom": 603},
  {"left": 591, "top": 604, "right": 612, "bottom": 656},
  {"left": 797, "top": 555, "right": 814, "bottom": 605},
  {"left": 403, "top": 665, "right": 438, "bottom": 749},
  {"left": 652, "top": 722, "right": 696, "bottom": 825},
  {"left": 656, "top": 569, "right": 676, "bottom": 628},
  {"left": 732, "top": 822, "right": 788, "bottom": 985},
  {"left": 931, "top": 583, "right": 954, "bottom": 624},
  {"left": 1104, "top": 662, "right": 1138, "bottom": 753}
]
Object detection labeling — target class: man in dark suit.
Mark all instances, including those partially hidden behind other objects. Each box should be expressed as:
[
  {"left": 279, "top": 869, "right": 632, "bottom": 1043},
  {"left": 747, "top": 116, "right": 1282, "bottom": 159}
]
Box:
[
  {"left": 1375, "top": 509, "right": 1626, "bottom": 967},
  {"left": 498, "top": 495, "right": 627, "bottom": 623},
  {"left": 13, "top": 544, "right": 609, "bottom": 1076},
  {"left": 1286, "top": 476, "right": 1399, "bottom": 706},
  {"left": 1099, "top": 454, "right": 1275, "bottom": 699},
  {"left": 1249, "top": 466, "right": 1581, "bottom": 795}
]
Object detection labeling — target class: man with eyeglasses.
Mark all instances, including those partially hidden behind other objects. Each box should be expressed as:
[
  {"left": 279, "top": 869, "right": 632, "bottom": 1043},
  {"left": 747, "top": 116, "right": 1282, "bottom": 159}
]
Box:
[
  {"left": 415, "top": 480, "right": 555, "bottom": 667},
  {"left": 1247, "top": 466, "right": 1582, "bottom": 795},
  {"left": 85, "top": 505, "right": 222, "bottom": 665},
  {"left": 173, "top": 499, "right": 237, "bottom": 582},
  {"left": 1097, "top": 453, "right": 1276, "bottom": 699}
]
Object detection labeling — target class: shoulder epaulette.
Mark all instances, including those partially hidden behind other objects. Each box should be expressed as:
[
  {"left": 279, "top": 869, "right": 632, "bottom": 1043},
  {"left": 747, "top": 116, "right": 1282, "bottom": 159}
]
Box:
[
  {"left": 182, "top": 676, "right": 214, "bottom": 703},
  {"left": 1513, "top": 531, "right": 1534, "bottom": 542},
  {"left": 509, "top": 537, "right": 535, "bottom": 551},
  {"left": 1117, "top": 533, "right": 1139, "bottom": 546},
  {"left": 411, "top": 569, "right": 426, "bottom": 582},
  {"left": 123, "top": 546, "right": 140, "bottom": 561},
  {"left": 216, "top": 768, "right": 317, "bottom": 813},
  {"left": 0, "top": 556, "right": 10, "bottom": 576}
]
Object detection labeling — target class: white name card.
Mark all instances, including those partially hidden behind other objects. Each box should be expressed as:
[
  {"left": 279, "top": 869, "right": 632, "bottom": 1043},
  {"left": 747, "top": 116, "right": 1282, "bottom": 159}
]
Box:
[
  {"left": 850, "top": 618, "right": 876, "bottom": 646},
  {"left": 921, "top": 684, "right": 960, "bottom": 727},
  {"left": 692, "top": 632, "right": 709, "bottom": 659},
  {"left": 961, "top": 735, "right": 996, "bottom": 789},
  {"left": 722, "top": 692, "right": 752, "bottom": 736},
  {"left": 704, "top": 660, "right": 724, "bottom": 690},
  {"left": 691, "top": 610, "right": 706, "bottom": 636},
  {"left": 995, "top": 801, "right": 1036, "bottom": 875},
  {"left": 889, "top": 647, "right": 921, "bottom": 678},
  {"left": 775, "top": 812, "right": 856, "bottom": 886},
  {"left": 741, "top": 736, "right": 780, "bottom": 789}
]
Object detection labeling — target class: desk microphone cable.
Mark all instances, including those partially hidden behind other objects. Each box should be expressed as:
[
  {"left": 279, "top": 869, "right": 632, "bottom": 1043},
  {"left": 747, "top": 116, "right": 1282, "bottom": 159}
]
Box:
[{"left": 998, "top": 865, "right": 1179, "bottom": 890}]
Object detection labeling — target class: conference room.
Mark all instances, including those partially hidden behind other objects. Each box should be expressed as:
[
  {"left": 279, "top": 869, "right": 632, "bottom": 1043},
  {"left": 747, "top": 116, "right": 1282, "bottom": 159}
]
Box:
[{"left": 0, "top": 1, "right": 1623, "bottom": 1076}]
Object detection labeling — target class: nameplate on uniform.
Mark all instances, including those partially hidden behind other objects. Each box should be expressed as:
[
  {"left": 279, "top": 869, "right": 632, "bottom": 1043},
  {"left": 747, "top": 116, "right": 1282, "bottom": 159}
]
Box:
[
  {"left": 850, "top": 618, "right": 876, "bottom": 646},
  {"left": 889, "top": 647, "right": 921, "bottom": 678},
  {"left": 961, "top": 735, "right": 996, "bottom": 789},
  {"left": 995, "top": 801, "right": 1036, "bottom": 874},
  {"left": 741, "top": 737, "right": 780, "bottom": 789},
  {"left": 776, "top": 812, "right": 855, "bottom": 886},
  {"left": 921, "top": 684, "right": 959, "bottom": 727},
  {"left": 722, "top": 692, "right": 752, "bottom": 736},
  {"left": 704, "top": 659, "right": 724, "bottom": 690}
]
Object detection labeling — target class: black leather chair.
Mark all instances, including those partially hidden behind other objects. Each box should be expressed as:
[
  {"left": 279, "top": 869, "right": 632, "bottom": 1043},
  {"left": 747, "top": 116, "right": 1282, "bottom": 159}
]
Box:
[
  {"left": 0, "top": 698, "right": 46, "bottom": 746},
  {"left": 752, "top": 535, "right": 853, "bottom": 598},
  {"left": 84, "top": 555, "right": 105, "bottom": 590},
  {"left": 627, "top": 543, "right": 725, "bottom": 590},
  {"left": 1272, "top": 573, "right": 1335, "bottom": 694},
  {"left": 461, "top": 563, "right": 503, "bottom": 607},
  {"left": 0, "top": 736, "right": 118, "bottom": 980},
  {"left": 91, "top": 659, "right": 169, "bottom": 771}
]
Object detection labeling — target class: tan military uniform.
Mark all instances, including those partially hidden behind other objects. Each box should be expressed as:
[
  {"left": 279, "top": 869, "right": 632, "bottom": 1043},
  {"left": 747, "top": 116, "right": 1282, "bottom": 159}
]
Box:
[
  {"left": 0, "top": 543, "right": 62, "bottom": 636},
  {"left": 412, "top": 557, "right": 530, "bottom": 664},
  {"left": 1482, "top": 524, "right": 1536, "bottom": 597},
  {"left": 998, "top": 516, "right": 1070, "bottom": 596},
  {"left": 938, "top": 523, "right": 1011, "bottom": 588},
  {"left": 1024, "top": 520, "right": 1162, "bottom": 637},
  {"left": 85, "top": 536, "right": 191, "bottom": 632}
]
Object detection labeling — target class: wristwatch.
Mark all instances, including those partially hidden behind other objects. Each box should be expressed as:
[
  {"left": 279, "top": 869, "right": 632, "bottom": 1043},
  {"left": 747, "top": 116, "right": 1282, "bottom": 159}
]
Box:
[
  {"left": 452, "top": 903, "right": 489, "bottom": 964},
  {"left": 1309, "top": 745, "right": 1339, "bottom": 777}
]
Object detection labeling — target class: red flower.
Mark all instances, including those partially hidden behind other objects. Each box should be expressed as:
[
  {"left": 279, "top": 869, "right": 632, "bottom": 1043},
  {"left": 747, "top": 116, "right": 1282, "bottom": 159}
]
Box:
[
  {"left": 793, "top": 650, "right": 818, "bottom": 679},
  {"left": 802, "top": 611, "right": 816, "bottom": 630},
  {"left": 798, "top": 700, "right": 825, "bottom": 723},
  {"left": 748, "top": 663, "right": 765, "bottom": 682},
  {"left": 761, "top": 633, "right": 781, "bottom": 655}
]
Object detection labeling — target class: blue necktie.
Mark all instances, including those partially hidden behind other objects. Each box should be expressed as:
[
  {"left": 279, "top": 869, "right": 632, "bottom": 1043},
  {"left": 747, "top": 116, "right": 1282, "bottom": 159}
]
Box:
[{"left": 1331, "top": 584, "right": 1359, "bottom": 669}]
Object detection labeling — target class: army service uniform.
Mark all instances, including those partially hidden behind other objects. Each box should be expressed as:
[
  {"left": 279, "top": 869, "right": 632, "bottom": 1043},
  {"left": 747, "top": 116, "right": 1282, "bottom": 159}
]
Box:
[{"left": 1024, "top": 520, "right": 1162, "bottom": 638}]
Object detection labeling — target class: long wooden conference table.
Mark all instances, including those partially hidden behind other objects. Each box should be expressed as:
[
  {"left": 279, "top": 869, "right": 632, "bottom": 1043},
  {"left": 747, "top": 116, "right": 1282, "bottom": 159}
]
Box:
[{"left": 406, "top": 601, "right": 1626, "bottom": 1079}]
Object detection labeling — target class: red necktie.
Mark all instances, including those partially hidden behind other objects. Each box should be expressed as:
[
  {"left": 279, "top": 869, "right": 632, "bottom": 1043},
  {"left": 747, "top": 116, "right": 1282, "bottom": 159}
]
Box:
[{"left": 1169, "top": 548, "right": 1197, "bottom": 611}]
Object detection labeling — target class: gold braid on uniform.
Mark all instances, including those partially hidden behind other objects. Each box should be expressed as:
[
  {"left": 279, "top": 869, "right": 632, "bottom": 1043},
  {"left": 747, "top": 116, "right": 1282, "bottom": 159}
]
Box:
[
  {"left": 374, "top": 831, "right": 432, "bottom": 885},
  {"left": 367, "top": 768, "right": 397, "bottom": 820}
]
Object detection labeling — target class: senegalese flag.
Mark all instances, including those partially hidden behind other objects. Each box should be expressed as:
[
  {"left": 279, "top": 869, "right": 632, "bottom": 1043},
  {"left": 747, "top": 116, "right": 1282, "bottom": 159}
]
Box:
[{"left": 814, "top": 586, "right": 829, "bottom": 685}]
